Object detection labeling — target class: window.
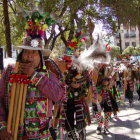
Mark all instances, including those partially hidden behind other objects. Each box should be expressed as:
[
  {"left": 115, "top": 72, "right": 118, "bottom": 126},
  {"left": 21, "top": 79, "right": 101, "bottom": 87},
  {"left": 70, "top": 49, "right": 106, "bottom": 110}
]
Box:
[
  {"left": 132, "top": 42, "right": 136, "bottom": 47},
  {"left": 124, "top": 32, "right": 129, "bottom": 38},
  {"left": 116, "top": 32, "right": 120, "bottom": 38},
  {"left": 130, "top": 30, "right": 136, "bottom": 37},
  {"left": 125, "top": 42, "right": 129, "bottom": 48}
]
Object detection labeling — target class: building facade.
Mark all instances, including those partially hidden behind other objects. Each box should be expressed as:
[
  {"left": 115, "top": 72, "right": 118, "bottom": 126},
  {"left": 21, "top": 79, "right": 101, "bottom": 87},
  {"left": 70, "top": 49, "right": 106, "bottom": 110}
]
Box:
[{"left": 114, "top": 24, "right": 140, "bottom": 50}]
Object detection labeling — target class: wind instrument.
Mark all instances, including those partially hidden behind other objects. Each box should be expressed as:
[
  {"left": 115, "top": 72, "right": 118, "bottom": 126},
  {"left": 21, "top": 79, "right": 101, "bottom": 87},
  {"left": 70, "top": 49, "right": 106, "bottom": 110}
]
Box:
[{"left": 7, "top": 62, "right": 29, "bottom": 140}]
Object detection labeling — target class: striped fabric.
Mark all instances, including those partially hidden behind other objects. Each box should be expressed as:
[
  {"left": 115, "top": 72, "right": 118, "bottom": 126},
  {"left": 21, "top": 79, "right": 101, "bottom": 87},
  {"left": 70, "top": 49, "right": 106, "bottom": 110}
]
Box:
[
  {"left": 102, "top": 90, "right": 112, "bottom": 108},
  {"left": 74, "top": 98, "right": 86, "bottom": 130},
  {"left": 127, "top": 80, "right": 134, "bottom": 91}
]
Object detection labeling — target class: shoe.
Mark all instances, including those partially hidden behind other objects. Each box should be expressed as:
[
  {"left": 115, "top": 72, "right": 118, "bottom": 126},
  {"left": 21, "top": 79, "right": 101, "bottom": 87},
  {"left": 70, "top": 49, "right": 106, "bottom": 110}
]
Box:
[
  {"left": 68, "top": 130, "right": 78, "bottom": 140},
  {"left": 113, "top": 115, "right": 119, "bottom": 121},
  {"left": 79, "top": 131, "right": 85, "bottom": 140},
  {"left": 115, "top": 114, "right": 119, "bottom": 118},
  {"left": 96, "top": 127, "right": 101, "bottom": 135},
  {"left": 104, "top": 128, "right": 110, "bottom": 135}
]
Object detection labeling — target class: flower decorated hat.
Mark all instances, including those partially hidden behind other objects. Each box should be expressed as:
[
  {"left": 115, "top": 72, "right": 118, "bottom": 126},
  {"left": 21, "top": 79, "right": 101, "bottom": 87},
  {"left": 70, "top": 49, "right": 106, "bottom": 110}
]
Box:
[
  {"left": 16, "top": 11, "right": 57, "bottom": 56},
  {"left": 63, "top": 31, "right": 87, "bottom": 63}
]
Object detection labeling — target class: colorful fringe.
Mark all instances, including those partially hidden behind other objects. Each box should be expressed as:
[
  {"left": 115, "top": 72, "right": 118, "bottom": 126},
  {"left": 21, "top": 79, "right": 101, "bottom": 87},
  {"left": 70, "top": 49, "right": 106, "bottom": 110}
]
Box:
[
  {"left": 95, "top": 112, "right": 111, "bottom": 129},
  {"left": 61, "top": 97, "right": 86, "bottom": 131},
  {"left": 102, "top": 90, "right": 112, "bottom": 108},
  {"left": 104, "top": 112, "right": 111, "bottom": 129},
  {"left": 0, "top": 121, "right": 6, "bottom": 130},
  {"left": 110, "top": 86, "right": 122, "bottom": 104},
  {"left": 95, "top": 112, "right": 103, "bottom": 128}
]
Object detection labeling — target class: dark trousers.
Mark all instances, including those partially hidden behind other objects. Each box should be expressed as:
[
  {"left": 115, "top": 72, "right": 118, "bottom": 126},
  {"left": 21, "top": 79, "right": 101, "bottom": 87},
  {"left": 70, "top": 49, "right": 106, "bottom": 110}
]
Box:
[{"left": 137, "top": 89, "right": 140, "bottom": 99}]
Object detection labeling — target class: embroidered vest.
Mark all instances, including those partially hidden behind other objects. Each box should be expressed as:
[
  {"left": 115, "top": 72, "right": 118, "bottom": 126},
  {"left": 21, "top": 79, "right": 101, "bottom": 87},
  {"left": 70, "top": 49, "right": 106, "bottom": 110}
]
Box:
[{"left": 8, "top": 71, "right": 52, "bottom": 139}]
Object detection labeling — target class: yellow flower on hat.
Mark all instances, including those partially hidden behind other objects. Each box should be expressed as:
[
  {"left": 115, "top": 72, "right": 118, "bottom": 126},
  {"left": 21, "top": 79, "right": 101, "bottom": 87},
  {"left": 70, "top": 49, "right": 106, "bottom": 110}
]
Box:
[
  {"left": 36, "top": 21, "right": 40, "bottom": 26},
  {"left": 72, "top": 77, "right": 76, "bottom": 81},
  {"left": 69, "top": 46, "right": 74, "bottom": 50},
  {"left": 72, "top": 38, "right": 77, "bottom": 42},
  {"left": 25, "top": 23, "right": 29, "bottom": 29},
  {"left": 42, "top": 24, "right": 48, "bottom": 31}
]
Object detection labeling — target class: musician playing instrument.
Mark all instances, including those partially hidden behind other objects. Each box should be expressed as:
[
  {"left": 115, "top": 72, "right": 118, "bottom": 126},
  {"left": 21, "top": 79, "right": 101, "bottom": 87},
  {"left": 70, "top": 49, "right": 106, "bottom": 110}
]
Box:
[
  {"left": 0, "top": 11, "right": 65, "bottom": 140},
  {"left": 0, "top": 48, "right": 65, "bottom": 140}
]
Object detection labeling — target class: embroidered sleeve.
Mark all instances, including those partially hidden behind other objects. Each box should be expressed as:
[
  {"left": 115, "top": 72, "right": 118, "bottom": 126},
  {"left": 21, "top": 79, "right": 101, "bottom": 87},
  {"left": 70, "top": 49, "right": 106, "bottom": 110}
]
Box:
[
  {"left": 0, "top": 121, "right": 6, "bottom": 130},
  {"left": 31, "top": 71, "right": 65, "bottom": 103},
  {"left": 0, "top": 68, "right": 7, "bottom": 123},
  {"left": 31, "top": 72, "right": 43, "bottom": 86}
]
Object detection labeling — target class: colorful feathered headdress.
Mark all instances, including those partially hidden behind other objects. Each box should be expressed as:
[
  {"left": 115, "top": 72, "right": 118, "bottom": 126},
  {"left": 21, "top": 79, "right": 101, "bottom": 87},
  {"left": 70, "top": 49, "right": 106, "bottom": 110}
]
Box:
[
  {"left": 15, "top": 11, "right": 57, "bottom": 56},
  {"left": 64, "top": 31, "right": 87, "bottom": 57}
]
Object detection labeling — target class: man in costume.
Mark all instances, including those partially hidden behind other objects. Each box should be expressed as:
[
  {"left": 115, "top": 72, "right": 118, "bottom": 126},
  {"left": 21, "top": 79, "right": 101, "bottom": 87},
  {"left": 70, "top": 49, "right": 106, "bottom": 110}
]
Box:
[
  {"left": 109, "top": 66, "right": 123, "bottom": 120},
  {"left": 0, "top": 11, "right": 65, "bottom": 140},
  {"left": 92, "top": 65, "right": 113, "bottom": 135},
  {"left": 125, "top": 64, "right": 135, "bottom": 107},
  {"left": 136, "top": 64, "right": 140, "bottom": 100},
  {"left": 77, "top": 37, "right": 118, "bottom": 135},
  {"left": 61, "top": 32, "right": 91, "bottom": 140}
]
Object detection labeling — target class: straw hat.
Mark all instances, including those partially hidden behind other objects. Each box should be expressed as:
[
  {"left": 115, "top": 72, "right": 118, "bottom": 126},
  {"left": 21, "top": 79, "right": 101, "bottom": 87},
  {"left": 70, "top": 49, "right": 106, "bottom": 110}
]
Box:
[{"left": 15, "top": 36, "right": 51, "bottom": 56}]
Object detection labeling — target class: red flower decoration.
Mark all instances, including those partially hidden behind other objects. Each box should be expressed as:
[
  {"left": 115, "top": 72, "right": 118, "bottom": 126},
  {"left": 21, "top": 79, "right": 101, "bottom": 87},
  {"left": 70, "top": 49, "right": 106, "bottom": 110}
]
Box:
[
  {"left": 107, "top": 46, "right": 111, "bottom": 51},
  {"left": 9, "top": 79, "right": 14, "bottom": 83},
  {"left": 9, "top": 74, "right": 16, "bottom": 83},
  {"left": 26, "top": 79, "right": 30, "bottom": 84},
  {"left": 15, "top": 74, "right": 22, "bottom": 83},
  {"left": 10, "top": 74, "right": 15, "bottom": 78}
]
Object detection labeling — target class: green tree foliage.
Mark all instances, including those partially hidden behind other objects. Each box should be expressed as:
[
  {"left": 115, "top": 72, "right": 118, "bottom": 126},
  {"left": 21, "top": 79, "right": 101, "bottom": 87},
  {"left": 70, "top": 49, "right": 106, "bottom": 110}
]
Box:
[
  {"left": 110, "top": 44, "right": 140, "bottom": 59},
  {"left": 133, "top": 45, "right": 140, "bottom": 55},
  {"left": 110, "top": 46, "right": 120, "bottom": 58},
  {"left": 98, "top": 0, "right": 140, "bottom": 27},
  {"left": 1, "top": 0, "right": 140, "bottom": 57},
  {"left": 0, "top": 4, "right": 5, "bottom": 47},
  {"left": 97, "top": 0, "right": 140, "bottom": 54},
  {"left": 122, "top": 46, "right": 135, "bottom": 55},
  {"left": 7, "top": 0, "right": 100, "bottom": 50}
]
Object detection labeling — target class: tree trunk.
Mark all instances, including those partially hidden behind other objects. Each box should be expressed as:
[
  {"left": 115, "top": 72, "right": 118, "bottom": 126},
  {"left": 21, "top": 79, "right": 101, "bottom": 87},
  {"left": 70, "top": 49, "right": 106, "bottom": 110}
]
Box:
[
  {"left": 68, "top": 15, "right": 75, "bottom": 41},
  {"left": 3, "top": 0, "right": 12, "bottom": 57},
  {"left": 61, "top": 34, "right": 67, "bottom": 47},
  {"left": 88, "top": 19, "right": 95, "bottom": 45},
  {"left": 137, "top": 23, "right": 140, "bottom": 44},
  {"left": 118, "top": 19, "right": 122, "bottom": 54}
]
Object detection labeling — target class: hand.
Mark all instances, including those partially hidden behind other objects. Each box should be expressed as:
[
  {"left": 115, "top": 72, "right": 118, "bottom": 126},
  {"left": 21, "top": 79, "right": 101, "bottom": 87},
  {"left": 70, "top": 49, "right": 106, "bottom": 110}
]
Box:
[
  {"left": 71, "top": 82, "right": 80, "bottom": 88},
  {"left": 0, "top": 128, "right": 12, "bottom": 140},
  {"left": 19, "top": 63, "right": 35, "bottom": 77}
]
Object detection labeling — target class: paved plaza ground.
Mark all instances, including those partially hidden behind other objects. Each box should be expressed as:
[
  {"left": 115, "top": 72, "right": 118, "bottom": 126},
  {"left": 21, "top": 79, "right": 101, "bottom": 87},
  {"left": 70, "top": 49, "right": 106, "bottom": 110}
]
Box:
[{"left": 86, "top": 91, "right": 140, "bottom": 140}]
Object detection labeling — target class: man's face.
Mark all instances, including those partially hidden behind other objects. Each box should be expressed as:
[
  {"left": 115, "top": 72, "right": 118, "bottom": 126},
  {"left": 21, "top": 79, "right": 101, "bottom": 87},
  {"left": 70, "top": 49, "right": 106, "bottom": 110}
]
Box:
[
  {"left": 102, "top": 79, "right": 109, "bottom": 86},
  {"left": 22, "top": 49, "right": 41, "bottom": 68}
]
